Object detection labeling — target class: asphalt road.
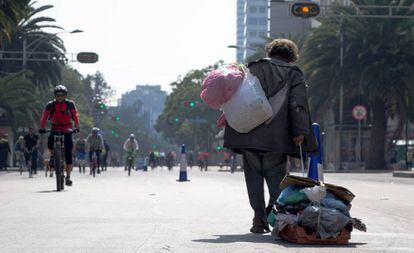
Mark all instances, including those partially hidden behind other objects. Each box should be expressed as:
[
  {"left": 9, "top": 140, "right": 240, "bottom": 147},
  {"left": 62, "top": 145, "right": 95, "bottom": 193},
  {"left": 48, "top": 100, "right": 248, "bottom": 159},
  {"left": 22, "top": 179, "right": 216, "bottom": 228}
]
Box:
[{"left": 0, "top": 167, "right": 413, "bottom": 253}]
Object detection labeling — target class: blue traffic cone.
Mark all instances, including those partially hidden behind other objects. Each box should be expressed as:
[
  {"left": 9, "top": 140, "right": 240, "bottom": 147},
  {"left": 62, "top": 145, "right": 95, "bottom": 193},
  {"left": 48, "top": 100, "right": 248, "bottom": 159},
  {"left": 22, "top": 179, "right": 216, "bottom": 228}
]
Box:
[
  {"left": 308, "top": 123, "right": 324, "bottom": 182},
  {"left": 177, "top": 144, "right": 190, "bottom": 182}
]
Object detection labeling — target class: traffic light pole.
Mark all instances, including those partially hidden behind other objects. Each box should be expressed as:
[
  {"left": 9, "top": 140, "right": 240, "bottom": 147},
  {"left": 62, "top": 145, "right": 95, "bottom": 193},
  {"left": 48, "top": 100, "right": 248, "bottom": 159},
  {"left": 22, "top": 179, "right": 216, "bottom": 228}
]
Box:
[
  {"left": 0, "top": 50, "right": 78, "bottom": 62},
  {"left": 338, "top": 14, "right": 344, "bottom": 171}
]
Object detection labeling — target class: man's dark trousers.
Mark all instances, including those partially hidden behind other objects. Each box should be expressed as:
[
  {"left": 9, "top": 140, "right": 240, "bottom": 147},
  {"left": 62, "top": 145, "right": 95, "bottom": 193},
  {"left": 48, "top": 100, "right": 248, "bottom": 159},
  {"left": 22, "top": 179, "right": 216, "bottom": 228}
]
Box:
[{"left": 242, "top": 150, "right": 287, "bottom": 220}]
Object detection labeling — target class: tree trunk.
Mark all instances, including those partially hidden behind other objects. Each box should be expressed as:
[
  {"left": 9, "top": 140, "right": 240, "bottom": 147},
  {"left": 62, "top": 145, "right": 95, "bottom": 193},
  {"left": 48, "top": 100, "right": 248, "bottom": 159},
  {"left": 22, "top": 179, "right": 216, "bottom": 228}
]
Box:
[{"left": 366, "top": 99, "right": 387, "bottom": 170}]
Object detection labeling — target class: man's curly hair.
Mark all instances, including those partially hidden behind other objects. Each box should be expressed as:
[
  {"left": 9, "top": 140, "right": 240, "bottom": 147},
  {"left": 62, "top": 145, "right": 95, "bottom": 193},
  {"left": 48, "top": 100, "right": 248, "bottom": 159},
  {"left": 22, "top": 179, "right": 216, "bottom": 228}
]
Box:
[{"left": 265, "top": 38, "right": 299, "bottom": 63}]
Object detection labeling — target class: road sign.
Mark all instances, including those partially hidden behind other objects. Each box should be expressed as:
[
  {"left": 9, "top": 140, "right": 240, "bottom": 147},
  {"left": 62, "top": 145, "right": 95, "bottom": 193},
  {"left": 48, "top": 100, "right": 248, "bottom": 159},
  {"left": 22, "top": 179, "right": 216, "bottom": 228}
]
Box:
[
  {"left": 77, "top": 52, "right": 99, "bottom": 63},
  {"left": 352, "top": 105, "right": 367, "bottom": 121}
]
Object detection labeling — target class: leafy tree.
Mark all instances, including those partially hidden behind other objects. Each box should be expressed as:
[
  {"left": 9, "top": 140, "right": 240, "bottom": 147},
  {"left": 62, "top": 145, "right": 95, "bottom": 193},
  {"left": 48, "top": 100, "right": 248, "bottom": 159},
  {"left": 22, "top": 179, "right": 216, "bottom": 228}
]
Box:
[
  {"left": 155, "top": 63, "right": 222, "bottom": 151},
  {"left": 302, "top": 0, "right": 414, "bottom": 169}
]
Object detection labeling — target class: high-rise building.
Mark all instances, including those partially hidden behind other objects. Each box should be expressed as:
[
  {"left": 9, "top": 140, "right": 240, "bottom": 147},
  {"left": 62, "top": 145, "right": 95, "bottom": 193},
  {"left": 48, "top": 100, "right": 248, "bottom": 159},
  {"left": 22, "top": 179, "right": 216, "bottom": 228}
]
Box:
[
  {"left": 236, "top": 0, "right": 269, "bottom": 63},
  {"left": 269, "top": 0, "right": 312, "bottom": 38},
  {"left": 120, "top": 85, "right": 167, "bottom": 130},
  {"left": 236, "top": 1, "right": 351, "bottom": 63}
]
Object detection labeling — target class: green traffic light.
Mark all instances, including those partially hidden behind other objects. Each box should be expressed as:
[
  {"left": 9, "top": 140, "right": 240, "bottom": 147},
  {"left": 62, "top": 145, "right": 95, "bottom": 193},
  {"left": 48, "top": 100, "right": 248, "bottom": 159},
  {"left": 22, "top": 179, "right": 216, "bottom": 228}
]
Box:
[
  {"left": 99, "top": 103, "right": 105, "bottom": 109},
  {"left": 115, "top": 116, "right": 120, "bottom": 121},
  {"left": 175, "top": 117, "right": 180, "bottom": 123},
  {"left": 189, "top": 101, "right": 196, "bottom": 108},
  {"left": 216, "top": 145, "right": 222, "bottom": 151}
]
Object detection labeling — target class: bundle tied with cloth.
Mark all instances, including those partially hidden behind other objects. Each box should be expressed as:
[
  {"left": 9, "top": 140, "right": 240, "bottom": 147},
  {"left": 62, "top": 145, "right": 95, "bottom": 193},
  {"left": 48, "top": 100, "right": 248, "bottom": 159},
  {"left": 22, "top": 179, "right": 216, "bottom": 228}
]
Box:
[
  {"left": 201, "top": 63, "right": 282, "bottom": 133},
  {"left": 268, "top": 175, "right": 366, "bottom": 243}
]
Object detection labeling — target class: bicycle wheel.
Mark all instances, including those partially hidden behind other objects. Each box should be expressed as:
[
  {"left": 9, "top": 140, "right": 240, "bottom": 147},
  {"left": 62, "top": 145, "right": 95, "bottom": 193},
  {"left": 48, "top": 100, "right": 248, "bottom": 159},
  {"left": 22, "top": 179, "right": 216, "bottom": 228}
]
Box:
[{"left": 54, "top": 151, "right": 62, "bottom": 191}]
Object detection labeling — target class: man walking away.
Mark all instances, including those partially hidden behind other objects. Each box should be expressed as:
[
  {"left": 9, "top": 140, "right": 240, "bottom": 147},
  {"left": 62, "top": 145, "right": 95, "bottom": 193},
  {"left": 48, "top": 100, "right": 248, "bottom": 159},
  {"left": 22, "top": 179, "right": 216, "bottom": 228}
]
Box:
[{"left": 224, "top": 38, "right": 317, "bottom": 234}]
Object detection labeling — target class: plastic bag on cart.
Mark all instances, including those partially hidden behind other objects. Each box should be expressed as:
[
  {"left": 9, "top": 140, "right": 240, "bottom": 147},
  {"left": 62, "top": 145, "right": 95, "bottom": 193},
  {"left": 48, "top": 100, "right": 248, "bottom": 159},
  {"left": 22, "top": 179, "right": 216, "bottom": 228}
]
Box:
[
  {"left": 277, "top": 186, "right": 308, "bottom": 206},
  {"left": 299, "top": 205, "right": 350, "bottom": 239},
  {"left": 301, "top": 185, "right": 326, "bottom": 203},
  {"left": 221, "top": 70, "right": 273, "bottom": 133}
]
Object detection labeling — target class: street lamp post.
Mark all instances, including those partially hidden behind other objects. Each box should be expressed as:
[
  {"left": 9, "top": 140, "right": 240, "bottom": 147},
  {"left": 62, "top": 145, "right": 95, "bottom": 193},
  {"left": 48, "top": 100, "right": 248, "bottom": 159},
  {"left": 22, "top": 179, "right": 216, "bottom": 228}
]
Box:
[{"left": 22, "top": 29, "right": 83, "bottom": 71}]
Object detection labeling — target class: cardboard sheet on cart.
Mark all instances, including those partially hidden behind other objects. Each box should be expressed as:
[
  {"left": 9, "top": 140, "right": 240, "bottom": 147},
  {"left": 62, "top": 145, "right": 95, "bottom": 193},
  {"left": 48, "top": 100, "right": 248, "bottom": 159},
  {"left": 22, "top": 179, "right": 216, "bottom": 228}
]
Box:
[{"left": 280, "top": 175, "right": 355, "bottom": 203}]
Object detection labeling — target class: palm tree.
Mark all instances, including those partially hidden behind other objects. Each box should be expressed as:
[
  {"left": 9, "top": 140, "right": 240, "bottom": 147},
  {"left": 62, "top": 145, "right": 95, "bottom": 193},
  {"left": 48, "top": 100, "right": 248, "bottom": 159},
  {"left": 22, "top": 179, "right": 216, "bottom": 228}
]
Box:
[
  {"left": 0, "top": 0, "right": 29, "bottom": 46},
  {"left": 0, "top": 2, "right": 65, "bottom": 87},
  {"left": 0, "top": 73, "right": 41, "bottom": 129},
  {"left": 302, "top": 0, "right": 414, "bottom": 169}
]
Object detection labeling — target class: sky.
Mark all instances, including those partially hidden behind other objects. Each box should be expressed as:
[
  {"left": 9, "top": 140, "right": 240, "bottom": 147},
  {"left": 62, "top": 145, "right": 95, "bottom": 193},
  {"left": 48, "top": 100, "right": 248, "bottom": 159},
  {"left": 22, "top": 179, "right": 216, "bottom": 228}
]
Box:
[{"left": 37, "top": 0, "right": 237, "bottom": 103}]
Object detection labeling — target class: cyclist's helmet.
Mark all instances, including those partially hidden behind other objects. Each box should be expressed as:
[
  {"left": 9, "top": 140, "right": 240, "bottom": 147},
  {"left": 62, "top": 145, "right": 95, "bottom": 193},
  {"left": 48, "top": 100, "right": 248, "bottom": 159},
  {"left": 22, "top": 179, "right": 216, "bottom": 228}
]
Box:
[
  {"left": 54, "top": 85, "right": 67, "bottom": 95},
  {"left": 129, "top": 134, "right": 135, "bottom": 139},
  {"left": 92, "top": 127, "right": 100, "bottom": 133}
]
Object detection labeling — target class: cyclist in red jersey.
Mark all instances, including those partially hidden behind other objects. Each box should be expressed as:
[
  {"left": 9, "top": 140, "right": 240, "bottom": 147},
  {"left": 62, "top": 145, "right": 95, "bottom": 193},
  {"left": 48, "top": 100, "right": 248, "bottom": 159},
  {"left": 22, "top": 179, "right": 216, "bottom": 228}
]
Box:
[{"left": 39, "top": 85, "right": 80, "bottom": 186}]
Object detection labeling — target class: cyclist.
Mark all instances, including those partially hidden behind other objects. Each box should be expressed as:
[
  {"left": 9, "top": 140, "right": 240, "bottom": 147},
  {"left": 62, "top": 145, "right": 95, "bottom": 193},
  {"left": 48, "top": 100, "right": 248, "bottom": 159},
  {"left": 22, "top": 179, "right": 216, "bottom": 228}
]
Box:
[
  {"left": 86, "top": 127, "right": 104, "bottom": 174},
  {"left": 123, "top": 134, "right": 139, "bottom": 170},
  {"left": 74, "top": 133, "right": 87, "bottom": 173},
  {"left": 39, "top": 85, "right": 80, "bottom": 186}
]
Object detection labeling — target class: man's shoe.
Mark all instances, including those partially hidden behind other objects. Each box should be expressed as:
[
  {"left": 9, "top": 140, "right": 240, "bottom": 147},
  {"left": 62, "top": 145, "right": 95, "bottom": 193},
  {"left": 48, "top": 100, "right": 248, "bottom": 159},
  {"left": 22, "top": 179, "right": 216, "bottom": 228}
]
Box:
[
  {"left": 65, "top": 178, "right": 73, "bottom": 186},
  {"left": 250, "top": 217, "right": 270, "bottom": 234}
]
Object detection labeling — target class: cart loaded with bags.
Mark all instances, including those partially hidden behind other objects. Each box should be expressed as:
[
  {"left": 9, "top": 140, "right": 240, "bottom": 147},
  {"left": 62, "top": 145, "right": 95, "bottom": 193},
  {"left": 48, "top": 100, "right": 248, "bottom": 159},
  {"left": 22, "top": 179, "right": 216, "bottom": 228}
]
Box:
[{"left": 268, "top": 175, "right": 367, "bottom": 244}]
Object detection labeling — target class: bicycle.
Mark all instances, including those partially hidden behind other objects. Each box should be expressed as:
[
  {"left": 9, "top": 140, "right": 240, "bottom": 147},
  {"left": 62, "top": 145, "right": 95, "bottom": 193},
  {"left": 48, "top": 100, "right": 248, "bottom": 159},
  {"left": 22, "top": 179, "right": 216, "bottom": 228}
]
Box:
[
  {"left": 41, "top": 129, "right": 74, "bottom": 191},
  {"left": 125, "top": 152, "right": 134, "bottom": 176}
]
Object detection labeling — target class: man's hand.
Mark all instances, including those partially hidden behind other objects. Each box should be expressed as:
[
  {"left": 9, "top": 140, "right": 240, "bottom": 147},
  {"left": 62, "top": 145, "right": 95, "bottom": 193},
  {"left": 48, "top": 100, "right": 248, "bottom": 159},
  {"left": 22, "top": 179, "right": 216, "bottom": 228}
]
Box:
[{"left": 293, "top": 135, "right": 304, "bottom": 146}]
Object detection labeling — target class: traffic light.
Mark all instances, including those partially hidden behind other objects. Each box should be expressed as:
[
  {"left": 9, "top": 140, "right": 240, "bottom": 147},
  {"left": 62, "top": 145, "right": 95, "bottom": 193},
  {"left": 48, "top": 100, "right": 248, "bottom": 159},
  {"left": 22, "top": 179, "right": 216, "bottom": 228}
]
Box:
[
  {"left": 115, "top": 116, "right": 120, "bottom": 121},
  {"left": 77, "top": 52, "right": 99, "bottom": 63},
  {"left": 99, "top": 103, "right": 106, "bottom": 110},
  {"left": 291, "top": 2, "right": 320, "bottom": 18},
  {"left": 216, "top": 145, "right": 223, "bottom": 151},
  {"left": 184, "top": 101, "right": 198, "bottom": 108}
]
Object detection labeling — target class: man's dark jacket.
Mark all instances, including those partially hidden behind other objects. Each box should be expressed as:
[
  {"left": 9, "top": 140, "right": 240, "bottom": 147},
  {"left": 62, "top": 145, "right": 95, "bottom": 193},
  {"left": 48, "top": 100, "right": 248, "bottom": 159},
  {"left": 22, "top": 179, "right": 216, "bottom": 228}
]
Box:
[{"left": 223, "top": 57, "right": 317, "bottom": 157}]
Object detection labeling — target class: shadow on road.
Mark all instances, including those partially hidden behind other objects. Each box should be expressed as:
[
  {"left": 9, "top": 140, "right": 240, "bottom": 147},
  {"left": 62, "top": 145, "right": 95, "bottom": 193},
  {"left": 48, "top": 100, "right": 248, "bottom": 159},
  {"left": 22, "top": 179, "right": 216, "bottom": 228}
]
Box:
[
  {"left": 35, "top": 190, "right": 65, "bottom": 193},
  {"left": 193, "top": 234, "right": 366, "bottom": 248}
]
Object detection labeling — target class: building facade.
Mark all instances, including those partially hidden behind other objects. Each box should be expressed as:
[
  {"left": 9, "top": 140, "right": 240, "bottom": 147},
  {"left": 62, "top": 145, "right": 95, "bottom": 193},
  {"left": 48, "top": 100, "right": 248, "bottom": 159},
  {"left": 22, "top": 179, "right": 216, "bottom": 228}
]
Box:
[
  {"left": 236, "top": 0, "right": 269, "bottom": 62},
  {"left": 120, "top": 85, "right": 167, "bottom": 130}
]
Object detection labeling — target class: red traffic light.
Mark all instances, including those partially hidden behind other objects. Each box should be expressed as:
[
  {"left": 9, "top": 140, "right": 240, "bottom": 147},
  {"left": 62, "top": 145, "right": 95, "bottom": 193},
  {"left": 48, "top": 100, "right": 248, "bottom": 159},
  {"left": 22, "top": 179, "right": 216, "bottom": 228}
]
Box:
[
  {"left": 77, "top": 52, "right": 99, "bottom": 63},
  {"left": 291, "top": 2, "right": 320, "bottom": 18}
]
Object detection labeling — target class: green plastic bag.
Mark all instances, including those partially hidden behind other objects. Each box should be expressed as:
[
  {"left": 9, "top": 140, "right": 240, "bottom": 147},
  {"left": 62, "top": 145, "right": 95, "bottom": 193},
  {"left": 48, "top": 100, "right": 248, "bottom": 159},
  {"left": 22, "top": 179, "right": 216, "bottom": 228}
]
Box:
[{"left": 277, "top": 186, "right": 308, "bottom": 206}]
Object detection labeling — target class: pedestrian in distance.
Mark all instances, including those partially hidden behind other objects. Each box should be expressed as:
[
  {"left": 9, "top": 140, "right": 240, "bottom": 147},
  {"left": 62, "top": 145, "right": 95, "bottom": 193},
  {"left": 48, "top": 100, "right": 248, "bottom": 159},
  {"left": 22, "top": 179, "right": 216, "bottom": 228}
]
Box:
[
  {"left": 223, "top": 38, "right": 317, "bottom": 234},
  {"left": 14, "top": 136, "right": 26, "bottom": 174},
  {"left": 188, "top": 151, "right": 194, "bottom": 169},
  {"left": 0, "top": 134, "right": 11, "bottom": 171},
  {"left": 102, "top": 140, "right": 110, "bottom": 171},
  {"left": 75, "top": 133, "right": 87, "bottom": 173},
  {"left": 24, "top": 127, "right": 40, "bottom": 175}
]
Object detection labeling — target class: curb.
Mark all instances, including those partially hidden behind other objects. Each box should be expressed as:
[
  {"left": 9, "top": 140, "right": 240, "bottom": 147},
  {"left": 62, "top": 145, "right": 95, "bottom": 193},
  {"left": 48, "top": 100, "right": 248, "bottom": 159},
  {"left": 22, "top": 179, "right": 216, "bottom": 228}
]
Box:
[{"left": 393, "top": 171, "right": 414, "bottom": 178}]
